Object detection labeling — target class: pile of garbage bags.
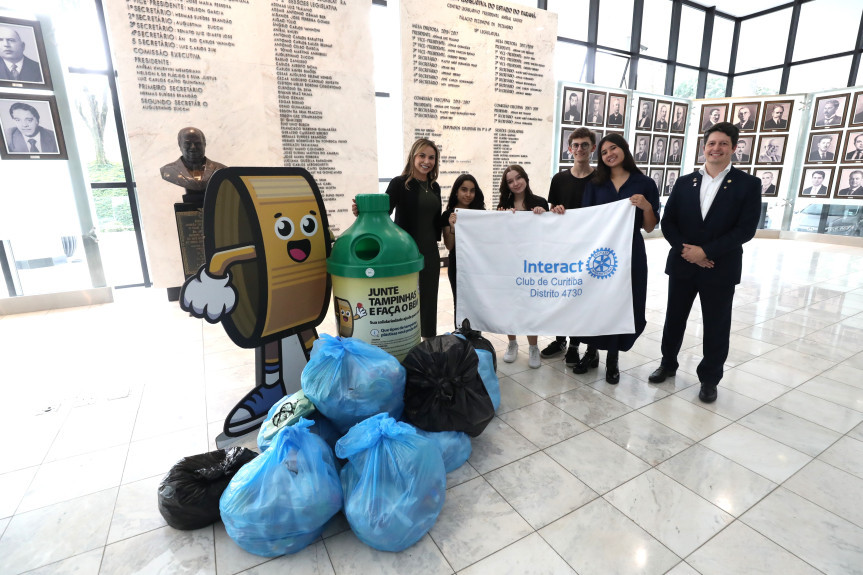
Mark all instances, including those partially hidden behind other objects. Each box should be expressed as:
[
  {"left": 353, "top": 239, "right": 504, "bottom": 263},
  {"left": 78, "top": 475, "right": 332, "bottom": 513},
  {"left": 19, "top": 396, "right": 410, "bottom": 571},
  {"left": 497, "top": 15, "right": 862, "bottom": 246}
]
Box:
[{"left": 157, "top": 328, "right": 500, "bottom": 556}]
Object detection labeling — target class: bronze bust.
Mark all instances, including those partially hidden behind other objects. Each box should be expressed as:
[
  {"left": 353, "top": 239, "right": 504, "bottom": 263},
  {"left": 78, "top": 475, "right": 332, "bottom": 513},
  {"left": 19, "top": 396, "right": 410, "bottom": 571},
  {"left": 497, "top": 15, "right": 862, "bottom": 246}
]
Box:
[{"left": 160, "top": 127, "right": 226, "bottom": 200}]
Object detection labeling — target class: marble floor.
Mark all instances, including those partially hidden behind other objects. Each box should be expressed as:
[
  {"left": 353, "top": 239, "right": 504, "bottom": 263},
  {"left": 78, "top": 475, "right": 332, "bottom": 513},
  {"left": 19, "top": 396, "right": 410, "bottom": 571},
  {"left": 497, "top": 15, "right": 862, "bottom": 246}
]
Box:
[{"left": 1, "top": 237, "right": 863, "bottom": 575}]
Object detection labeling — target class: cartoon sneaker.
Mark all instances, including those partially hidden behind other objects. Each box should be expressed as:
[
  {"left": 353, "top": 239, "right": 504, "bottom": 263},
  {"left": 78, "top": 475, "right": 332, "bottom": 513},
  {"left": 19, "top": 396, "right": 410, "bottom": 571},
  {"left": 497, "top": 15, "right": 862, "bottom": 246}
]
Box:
[{"left": 224, "top": 382, "right": 286, "bottom": 437}]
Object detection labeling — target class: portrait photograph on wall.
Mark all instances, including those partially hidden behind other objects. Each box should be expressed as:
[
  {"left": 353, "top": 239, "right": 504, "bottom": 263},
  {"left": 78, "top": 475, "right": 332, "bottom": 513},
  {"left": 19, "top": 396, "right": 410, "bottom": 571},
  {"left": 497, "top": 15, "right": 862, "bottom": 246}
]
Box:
[
  {"left": 560, "top": 87, "right": 584, "bottom": 125},
  {"left": 851, "top": 92, "right": 863, "bottom": 126},
  {"left": 664, "top": 169, "right": 679, "bottom": 196},
  {"left": 667, "top": 136, "right": 683, "bottom": 164},
  {"left": 694, "top": 136, "right": 705, "bottom": 164},
  {"left": 0, "top": 16, "right": 51, "bottom": 90},
  {"left": 606, "top": 93, "right": 626, "bottom": 128},
  {"left": 649, "top": 168, "right": 664, "bottom": 192},
  {"left": 0, "top": 94, "right": 66, "bottom": 160},
  {"left": 560, "top": 127, "right": 576, "bottom": 162},
  {"left": 590, "top": 129, "right": 605, "bottom": 161},
  {"left": 670, "top": 102, "right": 688, "bottom": 133},
  {"left": 842, "top": 130, "right": 863, "bottom": 162},
  {"left": 654, "top": 100, "right": 671, "bottom": 131},
  {"left": 584, "top": 91, "right": 606, "bottom": 126},
  {"left": 699, "top": 104, "right": 727, "bottom": 133},
  {"left": 806, "top": 132, "right": 840, "bottom": 163},
  {"left": 559, "top": 165, "right": 573, "bottom": 173},
  {"left": 799, "top": 167, "right": 833, "bottom": 198},
  {"left": 756, "top": 134, "right": 787, "bottom": 164},
  {"left": 755, "top": 167, "right": 781, "bottom": 197},
  {"left": 651, "top": 134, "right": 668, "bottom": 164},
  {"left": 812, "top": 94, "right": 848, "bottom": 129},
  {"left": 633, "top": 132, "right": 650, "bottom": 164},
  {"left": 732, "top": 135, "right": 754, "bottom": 164},
  {"left": 634, "top": 98, "right": 654, "bottom": 130},
  {"left": 731, "top": 102, "right": 759, "bottom": 132},
  {"left": 761, "top": 100, "right": 793, "bottom": 131},
  {"left": 836, "top": 167, "right": 863, "bottom": 198}
]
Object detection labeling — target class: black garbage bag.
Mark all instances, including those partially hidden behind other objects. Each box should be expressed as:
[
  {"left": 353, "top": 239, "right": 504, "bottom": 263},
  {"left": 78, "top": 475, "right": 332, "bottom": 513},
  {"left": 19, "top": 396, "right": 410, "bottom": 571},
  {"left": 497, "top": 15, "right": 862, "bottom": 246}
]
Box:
[
  {"left": 158, "top": 447, "right": 258, "bottom": 530},
  {"left": 402, "top": 335, "right": 495, "bottom": 437},
  {"left": 454, "top": 318, "right": 497, "bottom": 372}
]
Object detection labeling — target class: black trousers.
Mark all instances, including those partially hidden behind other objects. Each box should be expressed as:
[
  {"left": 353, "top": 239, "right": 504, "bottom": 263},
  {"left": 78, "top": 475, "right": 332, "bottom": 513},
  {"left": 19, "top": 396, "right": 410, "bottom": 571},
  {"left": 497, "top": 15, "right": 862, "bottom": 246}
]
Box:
[
  {"left": 660, "top": 276, "right": 735, "bottom": 386},
  {"left": 419, "top": 251, "right": 440, "bottom": 338}
]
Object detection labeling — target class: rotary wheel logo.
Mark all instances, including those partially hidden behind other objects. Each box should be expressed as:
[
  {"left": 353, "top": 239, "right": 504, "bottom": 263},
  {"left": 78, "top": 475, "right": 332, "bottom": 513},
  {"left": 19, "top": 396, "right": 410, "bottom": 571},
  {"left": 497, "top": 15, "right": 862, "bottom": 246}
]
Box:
[{"left": 587, "top": 247, "right": 618, "bottom": 279}]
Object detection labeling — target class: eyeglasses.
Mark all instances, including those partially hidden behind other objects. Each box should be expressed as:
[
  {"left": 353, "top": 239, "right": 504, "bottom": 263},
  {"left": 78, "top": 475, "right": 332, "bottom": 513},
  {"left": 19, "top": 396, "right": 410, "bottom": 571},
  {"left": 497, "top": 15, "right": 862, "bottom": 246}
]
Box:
[{"left": 570, "top": 142, "right": 592, "bottom": 150}]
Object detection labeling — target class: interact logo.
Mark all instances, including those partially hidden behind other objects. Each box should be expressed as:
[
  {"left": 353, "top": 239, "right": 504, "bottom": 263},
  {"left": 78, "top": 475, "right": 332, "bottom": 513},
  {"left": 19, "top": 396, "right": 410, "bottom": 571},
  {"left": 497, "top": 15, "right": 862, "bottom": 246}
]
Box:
[{"left": 587, "top": 247, "right": 618, "bottom": 279}]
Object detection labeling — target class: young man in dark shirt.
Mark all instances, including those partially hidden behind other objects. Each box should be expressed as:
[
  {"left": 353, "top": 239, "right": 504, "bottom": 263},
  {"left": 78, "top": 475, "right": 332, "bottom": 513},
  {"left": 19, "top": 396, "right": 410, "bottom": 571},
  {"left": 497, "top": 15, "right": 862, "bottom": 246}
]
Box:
[{"left": 541, "top": 127, "right": 598, "bottom": 366}]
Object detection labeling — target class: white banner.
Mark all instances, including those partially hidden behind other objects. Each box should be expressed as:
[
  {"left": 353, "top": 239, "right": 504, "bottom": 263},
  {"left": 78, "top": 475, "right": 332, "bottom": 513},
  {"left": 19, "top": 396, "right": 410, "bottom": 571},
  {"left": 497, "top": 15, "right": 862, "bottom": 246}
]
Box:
[{"left": 456, "top": 200, "right": 635, "bottom": 335}]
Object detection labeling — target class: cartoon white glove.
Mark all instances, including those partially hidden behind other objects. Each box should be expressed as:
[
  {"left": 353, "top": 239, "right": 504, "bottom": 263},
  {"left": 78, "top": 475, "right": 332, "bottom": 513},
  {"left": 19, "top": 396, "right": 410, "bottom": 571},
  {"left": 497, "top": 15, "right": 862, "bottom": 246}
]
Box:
[{"left": 180, "top": 267, "right": 237, "bottom": 322}]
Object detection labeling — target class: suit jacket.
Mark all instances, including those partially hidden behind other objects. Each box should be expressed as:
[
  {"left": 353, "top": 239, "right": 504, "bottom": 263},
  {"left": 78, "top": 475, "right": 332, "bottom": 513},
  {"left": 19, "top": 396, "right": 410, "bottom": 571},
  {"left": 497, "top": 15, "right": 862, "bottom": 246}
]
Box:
[
  {"left": 734, "top": 119, "right": 754, "bottom": 130},
  {"left": 845, "top": 150, "right": 863, "bottom": 161},
  {"left": 6, "top": 126, "right": 58, "bottom": 153},
  {"left": 652, "top": 151, "right": 666, "bottom": 163},
  {"left": 637, "top": 116, "right": 652, "bottom": 129},
  {"left": 0, "top": 56, "right": 42, "bottom": 82},
  {"left": 816, "top": 114, "right": 841, "bottom": 127},
  {"left": 655, "top": 120, "right": 669, "bottom": 131},
  {"left": 607, "top": 112, "right": 623, "bottom": 125},
  {"left": 763, "top": 118, "right": 787, "bottom": 129},
  {"left": 668, "top": 153, "right": 682, "bottom": 163},
  {"left": 661, "top": 166, "right": 761, "bottom": 286},
  {"left": 802, "top": 185, "right": 828, "bottom": 196},
  {"left": 762, "top": 184, "right": 775, "bottom": 196},
  {"left": 634, "top": 150, "right": 648, "bottom": 162},
  {"left": 671, "top": 120, "right": 685, "bottom": 131},
  {"left": 809, "top": 150, "right": 834, "bottom": 162},
  {"left": 838, "top": 186, "right": 863, "bottom": 197},
  {"left": 733, "top": 153, "right": 750, "bottom": 163},
  {"left": 564, "top": 106, "right": 581, "bottom": 122},
  {"left": 587, "top": 113, "right": 603, "bottom": 124},
  {"left": 855, "top": 111, "right": 863, "bottom": 124}
]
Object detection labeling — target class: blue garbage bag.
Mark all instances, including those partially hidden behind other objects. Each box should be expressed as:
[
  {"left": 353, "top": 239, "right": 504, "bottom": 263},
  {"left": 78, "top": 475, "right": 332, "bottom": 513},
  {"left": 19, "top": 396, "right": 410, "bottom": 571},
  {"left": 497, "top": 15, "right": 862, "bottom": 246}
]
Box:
[
  {"left": 219, "top": 419, "right": 343, "bottom": 557},
  {"left": 414, "top": 428, "right": 471, "bottom": 473},
  {"left": 336, "top": 413, "right": 446, "bottom": 552},
  {"left": 257, "top": 390, "right": 315, "bottom": 452},
  {"left": 301, "top": 335, "right": 406, "bottom": 433},
  {"left": 454, "top": 333, "right": 500, "bottom": 410}
]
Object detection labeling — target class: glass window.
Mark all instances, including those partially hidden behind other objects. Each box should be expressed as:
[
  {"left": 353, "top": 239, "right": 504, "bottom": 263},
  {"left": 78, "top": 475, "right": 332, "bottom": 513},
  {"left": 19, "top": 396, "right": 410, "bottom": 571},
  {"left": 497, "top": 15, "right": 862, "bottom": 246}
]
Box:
[
  {"left": 794, "top": 0, "right": 862, "bottom": 62},
  {"left": 547, "top": 0, "right": 590, "bottom": 42},
  {"left": 554, "top": 42, "right": 588, "bottom": 83},
  {"left": 66, "top": 74, "right": 125, "bottom": 183},
  {"left": 640, "top": 0, "right": 672, "bottom": 60},
  {"left": 677, "top": 6, "right": 705, "bottom": 68},
  {"left": 709, "top": 16, "right": 734, "bottom": 73},
  {"left": 786, "top": 56, "right": 854, "bottom": 95},
  {"left": 672, "top": 66, "right": 699, "bottom": 99},
  {"left": 594, "top": 50, "right": 630, "bottom": 89},
  {"left": 705, "top": 73, "right": 727, "bottom": 98},
  {"left": 598, "top": 0, "right": 634, "bottom": 52},
  {"left": 371, "top": 3, "right": 400, "bottom": 94},
  {"left": 636, "top": 58, "right": 667, "bottom": 95},
  {"left": 736, "top": 9, "right": 792, "bottom": 73},
  {"left": 49, "top": 0, "right": 108, "bottom": 69},
  {"left": 731, "top": 68, "right": 782, "bottom": 96}
]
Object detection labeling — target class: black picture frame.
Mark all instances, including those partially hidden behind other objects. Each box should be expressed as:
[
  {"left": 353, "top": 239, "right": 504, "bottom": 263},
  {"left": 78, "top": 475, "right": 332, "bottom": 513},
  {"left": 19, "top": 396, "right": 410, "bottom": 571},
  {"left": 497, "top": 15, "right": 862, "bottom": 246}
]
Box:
[
  {"left": 694, "top": 136, "right": 705, "bottom": 164},
  {"left": 761, "top": 100, "right": 793, "bottom": 132},
  {"left": 589, "top": 129, "right": 604, "bottom": 162},
  {"left": 755, "top": 134, "right": 787, "bottom": 165},
  {"left": 0, "top": 16, "right": 52, "bottom": 90},
  {"left": 851, "top": 92, "right": 863, "bottom": 127},
  {"left": 835, "top": 167, "right": 863, "bottom": 198},
  {"left": 649, "top": 168, "right": 664, "bottom": 192},
  {"left": 842, "top": 130, "right": 863, "bottom": 162},
  {"left": 560, "top": 127, "right": 576, "bottom": 162},
  {"left": 633, "top": 132, "right": 651, "bottom": 164},
  {"left": 731, "top": 102, "right": 760, "bottom": 133},
  {"left": 650, "top": 134, "right": 668, "bottom": 165},
  {"left": 798, "top": 167, "right": 834, "bottom": 198},
  {"left": 670, "top": 102, "right": 688, "bottom": 133},
  {"left": 606, "top": 93, "right": 627, "bottom": 128},
  {"left": 634, "top": 98, "right": 655, "bottom": 131},
  {"left": 585, "top": 91, "right": 606, "bottom": 126},
  {"left": 667, "top": 136, "right": 684, "bottom": 165},
  {"left": 654, "top": 100, "right": 672, "bottom": 132},
  {"left": 732, "top": 135, "right": 754, "bottom": 165},
  {"left": 663, "top": 169, "right": 679, "bottom": 197},
  {"left": 812, "top": 95, "right": 848, "bottom": 130},
  {"left": 0, "top": 93, "right": 66, "bottom": 159},
  {"left": 561, "top": 87, "right": 584, "bottom": 125},
  {"left": 805, "top": 132, "right": 841, "bottom": 164},
  {"left": 699, "top": 104, "right": 728, "bottom": 133},
  {"left": 755, "top": 168, "right": 781, "bottom": 197},
  {"left": 736, "top": 167, "right": 751, "bottom": 174},
  {"left": 559, "top": 165, "right": 573, "bottom": 173}
]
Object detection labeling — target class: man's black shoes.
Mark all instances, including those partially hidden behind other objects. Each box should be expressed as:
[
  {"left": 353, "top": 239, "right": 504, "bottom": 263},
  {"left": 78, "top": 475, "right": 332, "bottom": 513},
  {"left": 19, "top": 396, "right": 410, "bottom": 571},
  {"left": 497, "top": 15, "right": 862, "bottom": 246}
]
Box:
[
  {"left": 573, "top": 347, "right": 599, "bottom": 374},
  {"left": 540, "top": 340, "right": 566, "bottom": 358},
  {"left": 564, "top": 346, "right": 581, "bottom": 367},
  {"left": 648, "top": 365, "right": 676, "bottom": 383},
  {"left": 699, "top": 385, "right": 718, "bottom": 403}
]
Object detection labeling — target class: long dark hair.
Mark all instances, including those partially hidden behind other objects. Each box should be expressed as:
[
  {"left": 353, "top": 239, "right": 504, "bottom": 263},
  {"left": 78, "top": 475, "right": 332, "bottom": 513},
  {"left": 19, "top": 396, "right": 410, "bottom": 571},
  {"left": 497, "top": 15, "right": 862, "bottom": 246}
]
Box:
[
  {"left": 593, "top": 133, "right": 641, "bottom": 185},
  {"left": 401, "top": 138, "right": 440, "bottom": 188},
  {"left": 497, "top": 165, "right": 537, "bottom": 209},
  {"left": 446, "top": 174, "right": 485, "bottom": 211}
]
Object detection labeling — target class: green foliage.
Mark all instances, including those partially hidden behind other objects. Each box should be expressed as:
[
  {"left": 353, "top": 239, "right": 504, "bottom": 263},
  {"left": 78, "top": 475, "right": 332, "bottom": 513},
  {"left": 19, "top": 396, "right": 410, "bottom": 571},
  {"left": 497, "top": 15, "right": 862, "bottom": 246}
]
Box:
[
  {"left": 88, "top": 161, "right": 126, "bottom": 184},
  {"left": 89, "top": 160, "right": 134, "bottom": 232}
]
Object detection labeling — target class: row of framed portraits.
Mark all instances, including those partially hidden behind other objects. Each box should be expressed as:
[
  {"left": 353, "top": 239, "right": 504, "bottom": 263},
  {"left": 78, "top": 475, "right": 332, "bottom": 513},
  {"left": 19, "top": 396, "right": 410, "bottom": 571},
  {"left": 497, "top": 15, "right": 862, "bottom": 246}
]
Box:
[
  {"left": 0, "top": 93, "right": 67, "bottom": 160},
  {"left": 558, "top": 127, "right": 687, "bottom": 167},
  {"left": 744, "top": 166, "right": 863, "bottom": 199},
  {"left": 699, "top": 100, "right": 792, "bottom": 134},
  {"left": 561, "top": 88, "right": 629, "bottom": 129},
  {"left": 689, "top": 131, "right": 863, "bottom": 167},
  {"left": 810, "top": 92, "right": 863, "bottom": 130},
  {"left": 633, "top": 97, "right": 688, "bottom": 133},
  {"left": 559, "top": 127, "right": 622, "bottom": 162},
  {"left": 0, "top": 16, "right": 53, "bottom": 90}
]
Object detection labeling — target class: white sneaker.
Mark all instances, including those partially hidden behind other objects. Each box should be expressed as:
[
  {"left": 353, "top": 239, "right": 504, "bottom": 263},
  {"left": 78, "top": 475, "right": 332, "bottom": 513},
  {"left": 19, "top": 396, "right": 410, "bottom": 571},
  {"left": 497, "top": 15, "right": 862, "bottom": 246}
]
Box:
[
  {"left": 503, "top": 340, "right": 518, "bottom": 363},
  {"left": 528, "top": 345, "right": 541, "bottom": 368}
]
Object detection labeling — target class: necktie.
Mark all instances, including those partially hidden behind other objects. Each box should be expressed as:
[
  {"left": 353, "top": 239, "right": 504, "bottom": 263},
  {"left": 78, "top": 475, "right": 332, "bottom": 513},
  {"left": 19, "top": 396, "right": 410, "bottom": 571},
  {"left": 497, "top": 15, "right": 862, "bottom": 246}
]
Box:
[
  {"left": 28, "top": 139, "right": 38, "bottom": 153},
  {"left": 10, "top": 63, "right": 18, "bottom": 80},
  {"left": 857, "top": 151, "right": 862, "bottom": 160}
]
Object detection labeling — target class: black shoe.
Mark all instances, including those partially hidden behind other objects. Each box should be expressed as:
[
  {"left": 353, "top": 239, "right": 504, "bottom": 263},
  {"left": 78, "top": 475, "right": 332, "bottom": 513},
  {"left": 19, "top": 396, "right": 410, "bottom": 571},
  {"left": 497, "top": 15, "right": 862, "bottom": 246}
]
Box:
[
  {"left": 573, "top": 347, "right": 599, "bottom": 374},
  {"left": 540, "top": 340, "right": 566, "bottom": 358},
  {"left": 564, "top": 345, "right": 581, "bottom": 367},
  {"left": 699, "top": 385, "right": 718, "bottom": 403},
  {"left": 606, "top": 357, "right": 620, "bottom": 384},
  {"left": 648, "top": 365, "right": 676, "bottom": 383}
]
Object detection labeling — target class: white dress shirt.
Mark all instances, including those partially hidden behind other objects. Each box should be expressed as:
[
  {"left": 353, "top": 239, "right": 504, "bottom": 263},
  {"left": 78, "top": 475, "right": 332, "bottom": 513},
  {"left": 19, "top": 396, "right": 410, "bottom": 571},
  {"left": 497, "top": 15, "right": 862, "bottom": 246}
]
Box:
[{"left": 698, "top": 163, "right": 732, "bottom": 219}]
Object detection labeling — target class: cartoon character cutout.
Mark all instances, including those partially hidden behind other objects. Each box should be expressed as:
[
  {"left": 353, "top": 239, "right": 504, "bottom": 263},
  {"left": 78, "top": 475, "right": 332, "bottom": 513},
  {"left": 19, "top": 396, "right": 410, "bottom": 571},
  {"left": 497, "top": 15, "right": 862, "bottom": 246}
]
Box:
[
  {"left": 180, "top": 167, "right": 331, "bottom": 439},
  {"left": 334, "top": 297, "right": 367, "bottom": 337}
]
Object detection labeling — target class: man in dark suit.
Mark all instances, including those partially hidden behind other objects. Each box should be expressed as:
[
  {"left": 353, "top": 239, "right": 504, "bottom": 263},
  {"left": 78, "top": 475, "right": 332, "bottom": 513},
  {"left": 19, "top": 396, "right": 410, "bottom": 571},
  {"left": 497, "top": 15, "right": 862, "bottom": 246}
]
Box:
[
  {"left": 0, "top": 26, "right": 43, "bottom": 83},
  {"left": 701, "top": 108, "right": 721, "bottom": 131},
  {"left": 733, "top": 107, "right": 754, "bottom": 130},
  {"left": 607, "top": 99, "right": 623, "bottom": 126},
  {"left": 636, "top": 102, "right": 652, "bottom": 129},
  {"left": 855, "top": 108, "right": 863, "bottom": 124},
  {"left": 5, "top": 101, "right": 57, "bottom": 153},
  {"left": 802, "top": 170, "right": 828, "bottom": 196},
  {"left": 654, "top": 106, "right": 669, "bottom": 131},
  {"left": 809, "top": 135, "right": 835, "bottom": 162},
  {"left": 838, "top": 171, "right": 863, "bottom": 197},
  {"left": 816, "top": 99, "right": 842, "bottom": 127},
  {"left": 563, "top": 92, "right": 581, "bottom": 123},
  {"left": 732, "top": 140, "right": 750, "bottom": 163},
  {"left": 671, "top": 107, "right": 686, "bottom": 131},
  {"left": 759, "top": 171, "right": 776, "bottom": 196},
  {"left": 665, "top": 172, "right": 677, "bottom": 195},
  {"left": 668, "top": 139, "right": 682, "bottom": 164},
  {"left": 648, "top": 122, "right": 761, "bottom": 403},
  {"left": 633, "top": 137, "right": 648, "bottom": 162},
  {"left": 845, "top": 134, "right": 863, "bottom": 160},
  {"left": 586, "top": 96, "right": 603, "bottom": 124},
  {"left": 763, "top": 105, "right": 787, "bottom": 129}
]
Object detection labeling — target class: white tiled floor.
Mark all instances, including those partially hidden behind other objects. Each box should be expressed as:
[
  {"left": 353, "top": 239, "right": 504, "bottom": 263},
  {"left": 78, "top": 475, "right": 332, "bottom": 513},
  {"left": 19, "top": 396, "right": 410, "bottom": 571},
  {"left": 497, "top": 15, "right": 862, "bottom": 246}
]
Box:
[{"left": 1, "top": 237, "right": 863, "bottom": 574}]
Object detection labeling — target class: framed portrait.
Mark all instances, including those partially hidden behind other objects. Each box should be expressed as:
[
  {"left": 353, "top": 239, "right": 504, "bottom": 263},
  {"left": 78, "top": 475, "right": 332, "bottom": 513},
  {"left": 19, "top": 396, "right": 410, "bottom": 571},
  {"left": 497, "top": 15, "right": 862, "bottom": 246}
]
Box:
[
  {"left": 649, "top": 168, "right": 664, "bottom": 192},
  {"left": 842, "top": 130, "right": 863, "bottom": 162},
  {"left": 559, "top": 165, "right": 573, "bottom": 173},
  {"left": 699, "top": 104, "right": 728, "bottom": 133},
  {"left": 0, "top": 17, "right": 51, "bottom": 90},
  {"left": 736, "top": 167, "right": 751, "bottom": 174},
  {"left": 805, "top": 131, "right": 840, "bottom": 164},
  {"left": 666, "top": 136, "right": 684, "bottom": 165},
  {"left": 0, "top": 94, "right": 66, "bottom": 160},
  {"left": 694, "top": 136, "right": 705, "bottom": 164},
  {"left": 634, "top": 98, "right": 655, "bottom": 130},
  {"left": 560, "top": 127, "right": 576, "bottom": 162},
  {"left": 835, "top": 167, "right": 863, "bottom": 198},
  {"left": 654, "top": 100, "right": 672, "bottom": 132},
  {"left": 585, "top": 91, "right": 606, "bottom": 126},
  {"left": 798, "top": 167, "right": 834, "bottom": 198},
  {"left": 811, "top": 94, "right": 848, "bottom": 130},
  {"left": 606, "top": 93, "right": 627, "bottom": 128},
  {"left": 761, "top": 100, "right": 793, "bottom": 131},
  {"left": 732, "top": 135, "right": 754, "bottom": 165},
  {"left": 651, "top": 135, "right": 668, "bottom": 164},
  {"left": 633, "top": 132, "right": 651, "bottom": 164},
  {"left": 755, "top": 168, "right": 781, "bottom": 198},
  {"left": 755, "top": 134, "right": 787, "bottom": 165},
  {"left": 663, "top": 169, "right": 679, "bottom": 197},
  {"left": 851, "top": 92, "right": 863, "bottom": 127},
  {"left": 731, "top": 102, "right": 760, "bottom": 133},
  {"left": 561, "top": 87, "right": 584, "bottom": 125},
  {"left": 590, "top": 129, "right": 605, "bottom": 161},
  {"left": 670, "top": 102, "right": 688, "bottom": 133}
]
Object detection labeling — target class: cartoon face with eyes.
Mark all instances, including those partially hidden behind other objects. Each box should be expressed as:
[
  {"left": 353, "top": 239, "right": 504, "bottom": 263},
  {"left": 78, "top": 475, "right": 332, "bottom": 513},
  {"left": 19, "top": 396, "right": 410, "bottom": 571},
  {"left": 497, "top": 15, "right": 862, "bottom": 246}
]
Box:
[{"left": 273, "top": 209, "right": 320, "bottom": 263}]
